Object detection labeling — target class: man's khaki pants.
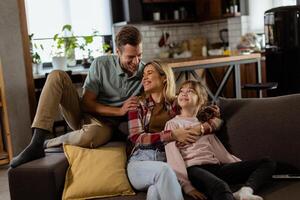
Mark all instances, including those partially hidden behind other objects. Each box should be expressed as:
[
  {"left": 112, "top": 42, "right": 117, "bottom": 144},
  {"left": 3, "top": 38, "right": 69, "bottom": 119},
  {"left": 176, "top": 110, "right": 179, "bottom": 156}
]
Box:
[{"left": 32, "top": 70, "right": 112, "bottom": 148}]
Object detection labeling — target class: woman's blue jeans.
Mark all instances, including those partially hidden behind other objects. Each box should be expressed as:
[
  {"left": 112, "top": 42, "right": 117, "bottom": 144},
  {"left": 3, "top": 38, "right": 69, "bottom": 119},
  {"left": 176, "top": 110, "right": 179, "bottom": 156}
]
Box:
[{"left": 127, "top": 149, "right": 184, "bottom": 200}]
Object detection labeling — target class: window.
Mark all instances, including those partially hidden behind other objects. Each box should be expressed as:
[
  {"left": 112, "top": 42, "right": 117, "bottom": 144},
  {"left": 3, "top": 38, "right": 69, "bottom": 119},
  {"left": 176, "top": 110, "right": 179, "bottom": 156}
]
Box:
[
  {"left": 248, "top": 0, "right": 297, "bottom": 33},
  {"left": 25, "top": 0, "right": 112, "bottom": 63},
  {"left": 272, "top": 0, "right": 296, "bottom": 7}
]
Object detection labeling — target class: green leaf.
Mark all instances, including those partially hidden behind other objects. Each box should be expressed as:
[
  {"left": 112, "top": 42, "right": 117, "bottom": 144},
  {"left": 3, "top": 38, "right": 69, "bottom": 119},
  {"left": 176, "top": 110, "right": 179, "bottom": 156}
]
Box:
[
  {"left": 84, "top": 36, "right": 93, "bottom": 44},
  {"left": 54, "top": 34, "right": 59, "bottom": 41},
  {"left": 29, "top": 33, "right": 34, "bottom": 40},
  {"left": 62, "top": 24, "right": 72, "bottom": 32}
]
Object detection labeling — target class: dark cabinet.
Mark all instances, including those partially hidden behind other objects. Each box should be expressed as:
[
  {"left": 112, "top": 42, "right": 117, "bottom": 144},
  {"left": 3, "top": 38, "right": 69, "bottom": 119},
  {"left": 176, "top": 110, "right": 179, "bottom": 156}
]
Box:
[
  {"left": 143, "top": 0, "right": 195, "bottom": 2},
  {"left": 111, "top": 0, "right": 248, "bottom": 24},
  {"left": 195, "top": 0, "right": 248, "bottom": 22},
  {"left": 196, "top": 0, "right": 222, "bottom": 21},
  {"left": 111, "top": 0, "right": 197, "bottom": 23},
  {"left": 142, "top": 0, "right": 197, "bottom": 22},
  {"left": 111, "top": 0, "right": 143, "bottom": 23}
]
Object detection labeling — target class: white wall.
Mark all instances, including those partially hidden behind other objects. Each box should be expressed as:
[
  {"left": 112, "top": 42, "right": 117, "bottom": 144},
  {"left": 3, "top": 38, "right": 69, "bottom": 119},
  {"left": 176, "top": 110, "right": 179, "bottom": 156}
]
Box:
[
  {"left": 248, "top": 0, "right": 297, "bottom": 33},
  {"left": 273, "top": 0, "right": 296, "bottom": 7},
  {"left": 0, "top": 0, "right": 32, "bottom": 155},
  {"left": 114, "top": 20, "right": 228, "bottom": 62},
  {"left": 248, "top": 0, "right": 273, "bottom": 33}
]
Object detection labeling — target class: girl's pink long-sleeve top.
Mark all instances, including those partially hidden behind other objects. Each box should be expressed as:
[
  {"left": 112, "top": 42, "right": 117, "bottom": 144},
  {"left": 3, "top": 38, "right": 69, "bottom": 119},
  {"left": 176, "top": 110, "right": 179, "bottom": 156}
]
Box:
[{"left": 165, "top": 116, "right": 240, "bottom": 194}]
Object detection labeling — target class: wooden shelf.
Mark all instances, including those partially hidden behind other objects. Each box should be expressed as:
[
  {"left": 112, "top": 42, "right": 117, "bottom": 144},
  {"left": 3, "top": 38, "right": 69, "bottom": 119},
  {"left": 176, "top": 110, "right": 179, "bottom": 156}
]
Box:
[
  {"left": 222, "top": 12, "right": 241, "bottom": 18},
  {"left": 0, "top": 151, "right": 9, "bottom": 165},
  {"left": 0, "top": 151, "right": 8, "bottom": 159},
  {"left": 0, "top": 158, "right": 9, "bottom": 165}
]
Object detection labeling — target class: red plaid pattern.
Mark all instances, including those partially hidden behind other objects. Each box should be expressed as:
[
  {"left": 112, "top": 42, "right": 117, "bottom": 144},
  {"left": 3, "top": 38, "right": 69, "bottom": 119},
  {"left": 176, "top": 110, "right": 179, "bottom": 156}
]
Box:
[{"left": 128, "top": 96, "right": 177, "bottom": 148}]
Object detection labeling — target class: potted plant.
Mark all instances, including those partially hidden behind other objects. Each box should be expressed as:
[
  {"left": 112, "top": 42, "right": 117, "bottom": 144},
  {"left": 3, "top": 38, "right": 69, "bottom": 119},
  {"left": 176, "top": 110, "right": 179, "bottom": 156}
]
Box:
[
  {"left": 79, "top": 34, "right": 94, "bottom": 68},
  {"left": 52, "top": 24, "right": 78, "bottom": 69},
  {"left": 29, "top": 34, "right": 44, "bottom": 74}
]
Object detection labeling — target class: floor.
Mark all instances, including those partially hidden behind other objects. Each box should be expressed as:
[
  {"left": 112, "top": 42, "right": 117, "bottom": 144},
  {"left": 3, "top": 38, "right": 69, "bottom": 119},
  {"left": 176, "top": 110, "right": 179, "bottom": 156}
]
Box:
[{"left": 0, "top": 164, "right": 10, "bottom": 200}]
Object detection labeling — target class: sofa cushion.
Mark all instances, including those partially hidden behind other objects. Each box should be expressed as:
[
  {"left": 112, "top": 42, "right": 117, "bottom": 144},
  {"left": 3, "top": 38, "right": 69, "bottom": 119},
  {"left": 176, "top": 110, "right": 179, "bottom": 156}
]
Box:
[
  {"left": 218, "top": 94, "right": 300, "bottom": 170},
  {"left": 62, "top": 143, "right": 135, "bottom": 200}
]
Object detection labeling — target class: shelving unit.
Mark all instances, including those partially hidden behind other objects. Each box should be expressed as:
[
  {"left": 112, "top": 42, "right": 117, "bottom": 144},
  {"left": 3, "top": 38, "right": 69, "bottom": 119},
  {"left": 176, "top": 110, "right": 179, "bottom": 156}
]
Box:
[{"left": 0, "top": 59, "right": 13, "bottom": 165}]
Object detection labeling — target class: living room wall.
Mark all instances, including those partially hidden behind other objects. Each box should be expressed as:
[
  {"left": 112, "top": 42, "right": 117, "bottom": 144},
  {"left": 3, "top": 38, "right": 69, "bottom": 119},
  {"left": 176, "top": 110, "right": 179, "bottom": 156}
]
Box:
[{"left": 0, "top": 0, "right": 32, "bottom": 155}]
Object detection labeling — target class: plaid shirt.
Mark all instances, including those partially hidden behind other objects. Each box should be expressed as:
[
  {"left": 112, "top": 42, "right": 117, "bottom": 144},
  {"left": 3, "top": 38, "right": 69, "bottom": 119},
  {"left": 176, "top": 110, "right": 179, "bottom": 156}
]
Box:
[{"left": 128, "top": 96, "right": 177, "bottom": 150}]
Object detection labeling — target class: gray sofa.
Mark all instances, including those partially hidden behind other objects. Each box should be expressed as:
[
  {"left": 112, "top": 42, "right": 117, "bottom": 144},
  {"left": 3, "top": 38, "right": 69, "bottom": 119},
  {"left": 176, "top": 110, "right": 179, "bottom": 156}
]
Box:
[{"left": 8, "top": 94, "right": 300, "bottom": 200}]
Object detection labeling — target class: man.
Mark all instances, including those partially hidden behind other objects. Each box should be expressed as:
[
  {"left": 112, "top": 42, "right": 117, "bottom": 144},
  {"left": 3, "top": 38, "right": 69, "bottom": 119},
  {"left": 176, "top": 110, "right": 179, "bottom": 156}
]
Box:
[{"left": 11, "top": 25, "right": 144, "bottom": 168}]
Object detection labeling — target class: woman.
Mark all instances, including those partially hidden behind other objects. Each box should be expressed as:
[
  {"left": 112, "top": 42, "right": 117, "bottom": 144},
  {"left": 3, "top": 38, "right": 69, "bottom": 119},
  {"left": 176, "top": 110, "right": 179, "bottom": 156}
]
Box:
[{"left": 126, "top": 61, "right": 201, "bottom": 200}]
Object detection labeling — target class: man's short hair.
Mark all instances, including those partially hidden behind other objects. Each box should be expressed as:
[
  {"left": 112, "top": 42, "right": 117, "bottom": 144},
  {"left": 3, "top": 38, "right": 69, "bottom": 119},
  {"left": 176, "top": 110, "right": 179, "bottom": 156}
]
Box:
[{"left": 115, "top": 25, "right": 142, "bottom": 50}]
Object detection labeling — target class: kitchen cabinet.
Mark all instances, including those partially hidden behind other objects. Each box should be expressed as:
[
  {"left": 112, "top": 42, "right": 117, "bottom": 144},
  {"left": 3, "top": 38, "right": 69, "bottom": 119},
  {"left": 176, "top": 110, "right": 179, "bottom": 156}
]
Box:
[
  {"left": 111, "top": 0, "right": 197, "bottom": 23},
  {"left": 111, "top": 0, "right": 248, "bottom": 23},
  {"left": 195, "top": 0, "right": 248, "bottom": 22},
  {"left": 143, "top": 0, "right": 194, "bottom": 3},
  {"left": 142, "top": 0, "right": 197, "bottom": 22},
  {"left": 196, "top": 0, "right": 222, "bottom": 21}
]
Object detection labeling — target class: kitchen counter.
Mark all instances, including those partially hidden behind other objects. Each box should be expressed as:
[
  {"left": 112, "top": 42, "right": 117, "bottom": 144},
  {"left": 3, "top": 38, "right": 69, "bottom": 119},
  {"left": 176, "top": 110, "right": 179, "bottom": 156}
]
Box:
[
  {"left": 33, "top": 54, "right": 262, "bottom": 101},
  {"left": 160, "top": 53, "right": 262, "bottom": 101},
  {"left": 161, "top": 53, "right": 261, "bottom": 69}
]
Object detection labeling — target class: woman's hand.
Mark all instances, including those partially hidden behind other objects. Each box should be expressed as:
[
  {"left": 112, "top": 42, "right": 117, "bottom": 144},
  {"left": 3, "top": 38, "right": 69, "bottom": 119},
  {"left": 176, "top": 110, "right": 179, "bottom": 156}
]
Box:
[
  {"left": 171, "top": 128, "right": 199, "bottom": 144},
  {"left": 187, "top": 189, "right": 207, "bottom": 200},
  {"left": 120, "top": 96, "right": 138, "bottom": 116},
  {"left": 187, "top": 124, "right": 204, "bottom": 136}
]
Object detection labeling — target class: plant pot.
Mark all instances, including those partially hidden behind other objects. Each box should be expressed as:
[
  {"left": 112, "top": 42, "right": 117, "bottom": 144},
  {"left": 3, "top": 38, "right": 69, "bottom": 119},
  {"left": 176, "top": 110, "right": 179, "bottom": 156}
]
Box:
[
  {"left": 32, "top": 63, "right": 43, "bottom": 74},
  {"left": 81, "top": 58, "right": 91, "bottom": 68},
  {"left": 52, "top": 56, "right": 67, "bottom": 70}
]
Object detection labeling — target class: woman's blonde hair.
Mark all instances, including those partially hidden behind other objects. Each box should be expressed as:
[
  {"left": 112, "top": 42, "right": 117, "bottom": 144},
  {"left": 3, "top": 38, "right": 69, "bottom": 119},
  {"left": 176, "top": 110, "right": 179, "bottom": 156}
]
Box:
[
  {"left": 179, "top": 80, "right": 208, "bottom": 109},
  {"left": 143, "top": 60, "right": 176, "bottom": 103}
]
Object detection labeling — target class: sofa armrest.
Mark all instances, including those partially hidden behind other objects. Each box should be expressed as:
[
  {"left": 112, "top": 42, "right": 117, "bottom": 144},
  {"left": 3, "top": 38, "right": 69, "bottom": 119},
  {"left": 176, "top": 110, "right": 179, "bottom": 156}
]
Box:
[
  {"left": 8, "top": 152, "right": 68, "bottom": 200},
  {"left": 218, "top": 94, "right": 300, "bottom": 170}
]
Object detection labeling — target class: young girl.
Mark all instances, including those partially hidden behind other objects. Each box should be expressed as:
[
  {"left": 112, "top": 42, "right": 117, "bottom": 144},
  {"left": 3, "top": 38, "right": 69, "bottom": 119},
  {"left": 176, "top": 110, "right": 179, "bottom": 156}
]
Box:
[{"left": 165, "top": 80, "right": 276, "bottom": 200}]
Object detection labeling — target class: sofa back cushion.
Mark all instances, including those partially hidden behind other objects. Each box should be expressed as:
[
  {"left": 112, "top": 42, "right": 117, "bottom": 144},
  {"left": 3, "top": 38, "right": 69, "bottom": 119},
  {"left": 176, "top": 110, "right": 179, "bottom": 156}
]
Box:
[{"left": 218, "top": 94, "right": 300, "bottom": 170}]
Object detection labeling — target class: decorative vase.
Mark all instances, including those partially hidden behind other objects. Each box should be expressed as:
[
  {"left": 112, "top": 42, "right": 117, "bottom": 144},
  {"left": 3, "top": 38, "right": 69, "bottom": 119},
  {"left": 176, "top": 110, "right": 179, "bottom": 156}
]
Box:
[
  {"left": 32, "top": 63, "right": 43, "bottom": 74},
  {"left": 32, "top": 63, "right": 37, "bottom": 74},
  {"left": 66, "top": 49, "right": 76, "bottom": 67},
  {"left": 52, "top": 56, "right": 67, "bottom": 70}
]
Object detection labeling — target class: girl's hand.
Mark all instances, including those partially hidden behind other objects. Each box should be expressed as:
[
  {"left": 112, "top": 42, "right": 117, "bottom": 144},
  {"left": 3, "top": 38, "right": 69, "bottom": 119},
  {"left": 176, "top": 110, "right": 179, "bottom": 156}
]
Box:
[
  {"left": 210, "top": 105, "right": 220, "bottom": 118},
  {"left": 203, "top": 105, "right": 220, "bottom": 119},
  {"left": 187, "top": 189, "right": 207, "bottom": 200}
]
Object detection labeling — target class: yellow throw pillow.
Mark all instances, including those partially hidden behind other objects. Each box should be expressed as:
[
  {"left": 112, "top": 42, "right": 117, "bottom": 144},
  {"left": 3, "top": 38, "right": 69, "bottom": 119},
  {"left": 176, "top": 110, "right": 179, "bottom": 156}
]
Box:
[{"left": 62, "top": 143, "right": 135, "bottom": 200}]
